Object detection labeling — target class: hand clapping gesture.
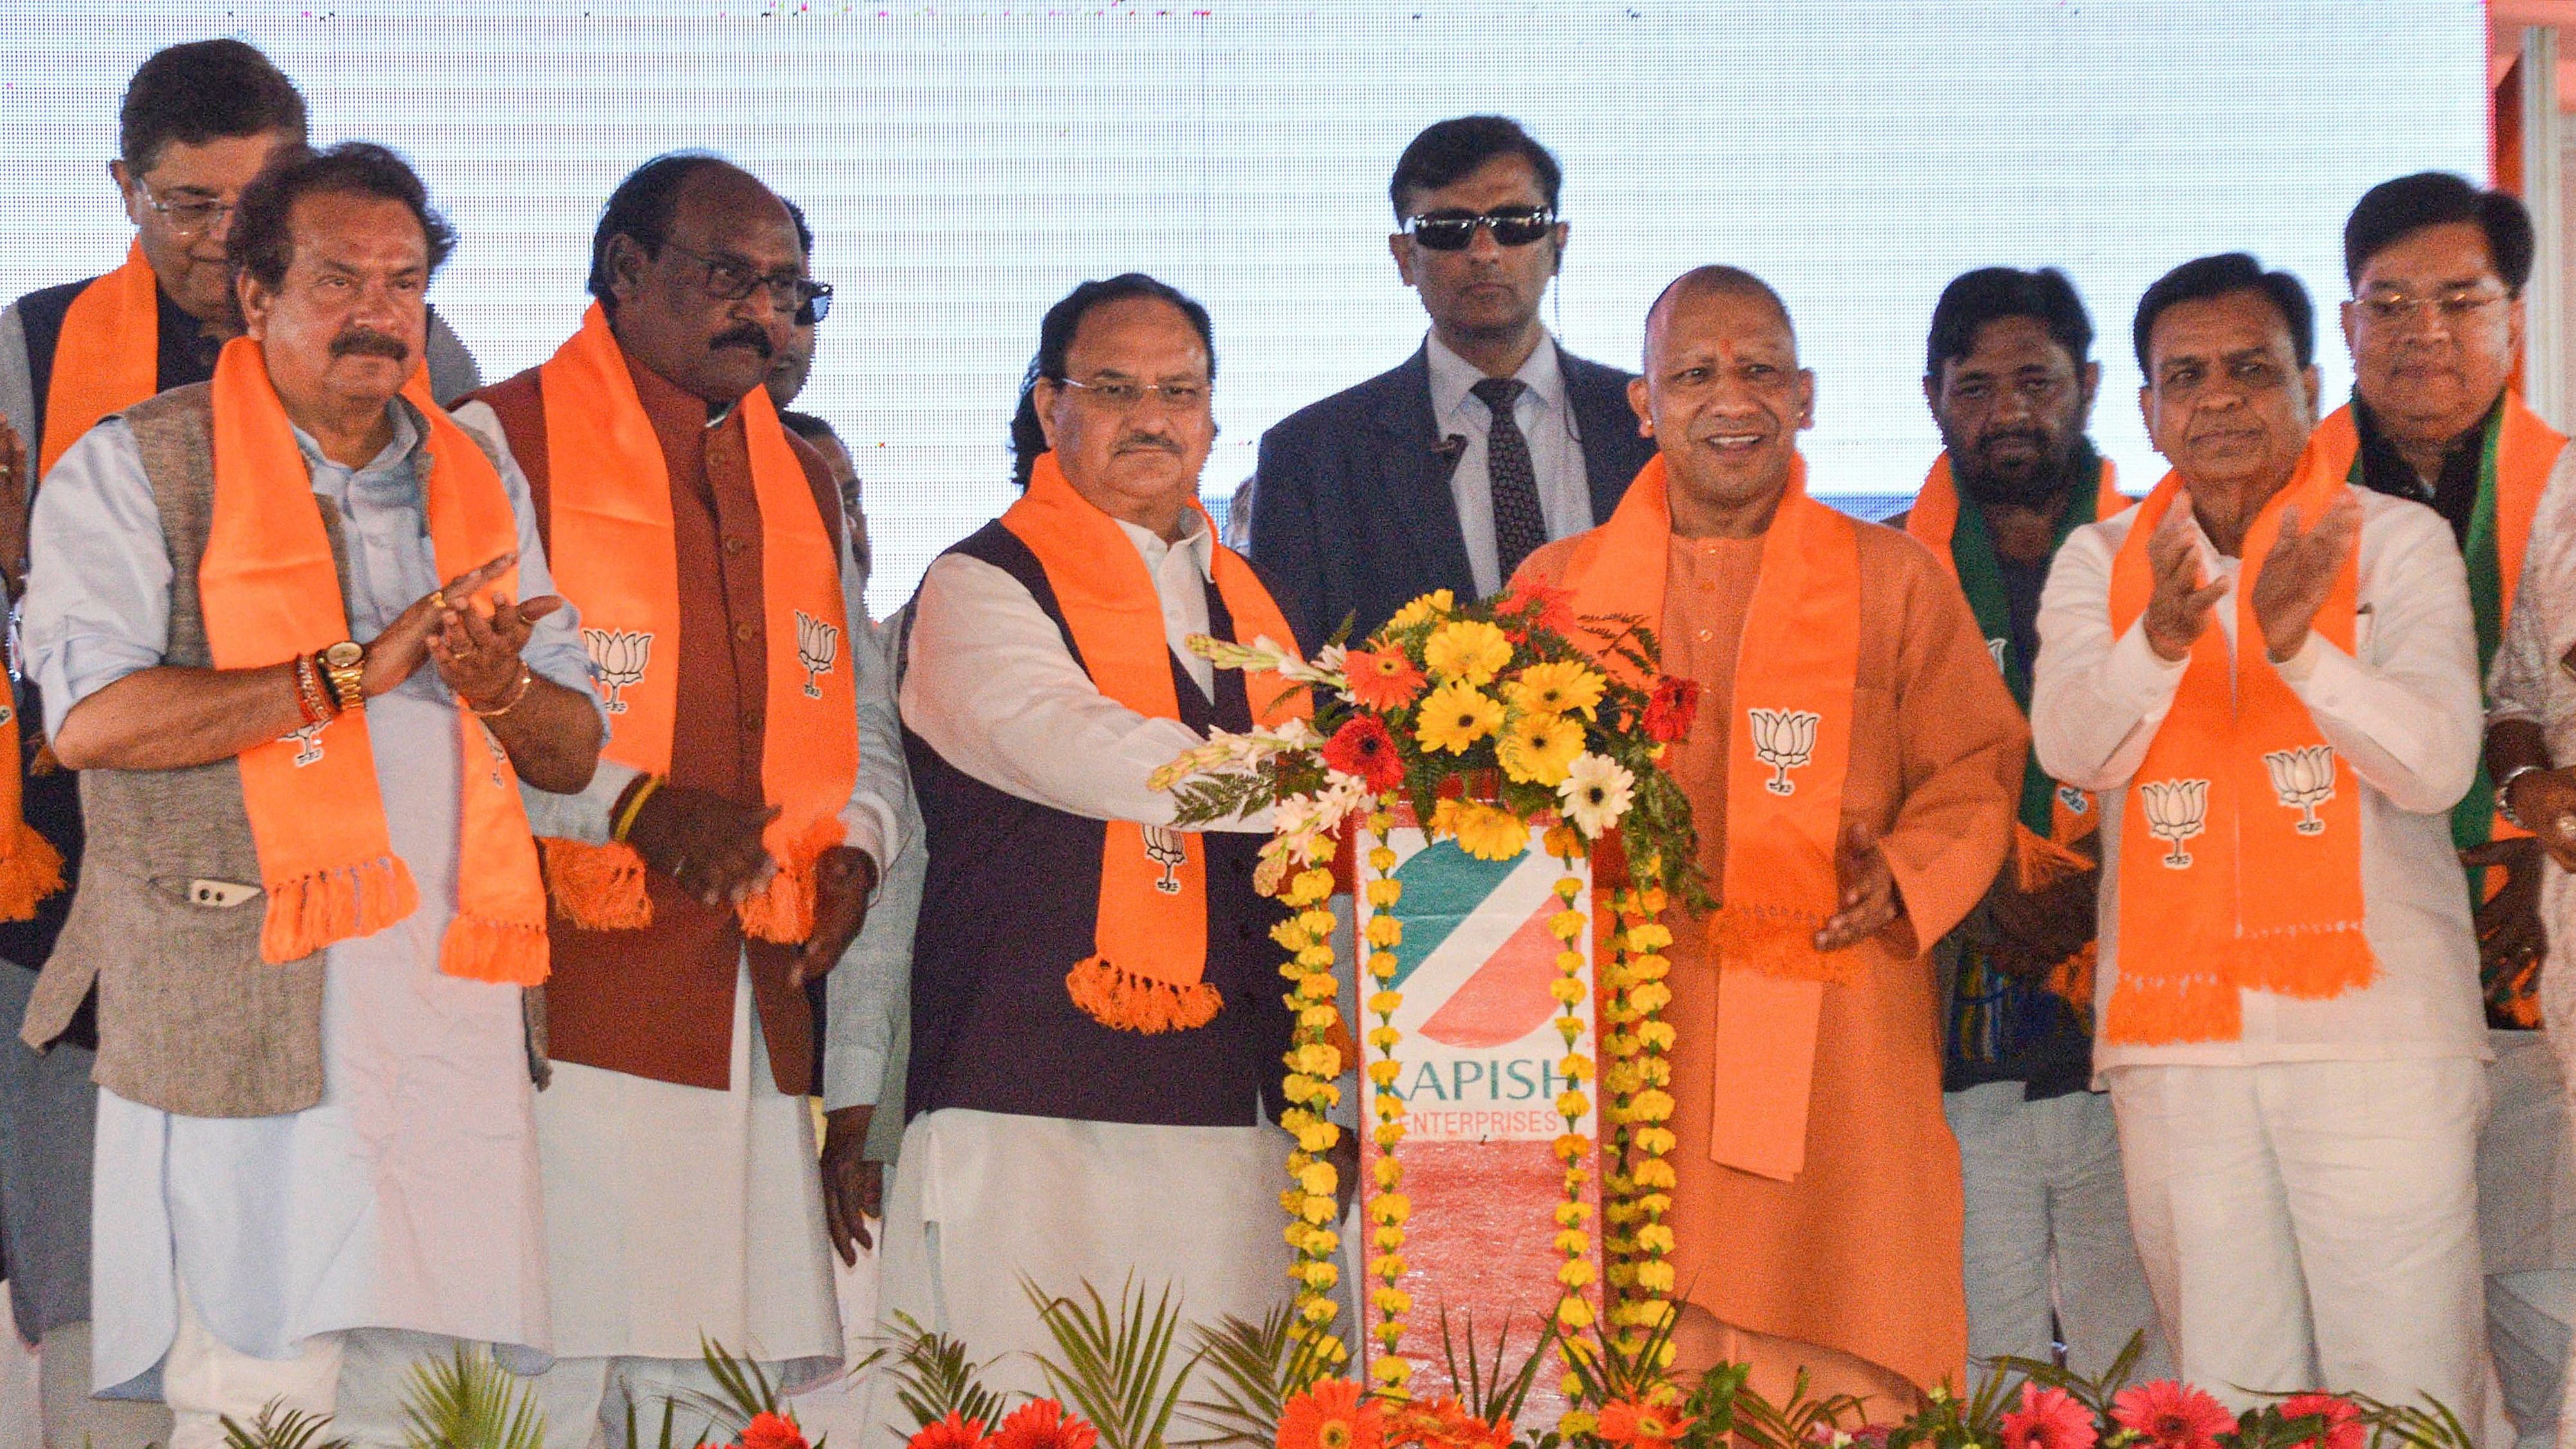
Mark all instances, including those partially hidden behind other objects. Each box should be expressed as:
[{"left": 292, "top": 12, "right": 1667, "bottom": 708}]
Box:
[
  {"left": 2142, "top": 494, "right": 2228, "bottom": 663},
  {"left": 2248, "top": 491, "right": 2362, "bottom": 663}
]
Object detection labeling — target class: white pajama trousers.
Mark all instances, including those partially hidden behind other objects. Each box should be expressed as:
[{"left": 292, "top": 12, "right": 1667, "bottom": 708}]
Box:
[{"left": 2108, "top": 1058, "right": 2487, "bottom": 1421}]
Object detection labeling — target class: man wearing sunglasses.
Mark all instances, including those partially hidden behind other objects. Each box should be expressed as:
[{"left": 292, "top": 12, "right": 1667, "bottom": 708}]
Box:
[
  {"left": 459, "top": 152, "right": 906, "bottom": 1439},
  {"left": 1247, "top": 115, "right": 1653, "bottom": 645},
  {"left": 0, "top": 39, "right": 483, "bottom": 1449}
]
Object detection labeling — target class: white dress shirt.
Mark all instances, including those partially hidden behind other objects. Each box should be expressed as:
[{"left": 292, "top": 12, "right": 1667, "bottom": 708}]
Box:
[
  {"left": 2031, "top": 487, "right": 2488, "bottom": 1073},
  {"left": 1425, "top": 331, "right": 1593, "bottom": 598},
  {"left": 900, "top": 507, "right": 1265, "bottom": 833}
]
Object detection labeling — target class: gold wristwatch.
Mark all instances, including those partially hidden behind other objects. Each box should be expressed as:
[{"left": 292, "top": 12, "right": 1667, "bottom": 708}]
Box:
[{"left": 320, "top": 640, "right": 367, "bottom": 714}]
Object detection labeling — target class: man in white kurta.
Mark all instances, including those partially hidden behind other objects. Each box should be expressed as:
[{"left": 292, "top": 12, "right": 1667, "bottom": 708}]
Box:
[
  {"left": 876, "top": 276, "right": 1299, "bottom": 1421},
  {"left": 18, "top": 147, "right": 604, "bottom": 1446},
  {"left": 2033, "top": 252, "right": 2488, "bottom": 1415}
]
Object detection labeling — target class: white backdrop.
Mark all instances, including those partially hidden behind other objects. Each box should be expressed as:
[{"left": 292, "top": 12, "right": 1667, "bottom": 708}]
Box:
[{"left": 0, "top": 1, "right": 2489, "bottom": 614}]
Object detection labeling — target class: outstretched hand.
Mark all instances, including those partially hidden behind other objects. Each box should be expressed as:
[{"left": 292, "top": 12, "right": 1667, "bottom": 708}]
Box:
[
  {"left": 2142, "top": 495, "right": 2227, "bottom": 663},
  {"left": 2250, "top": 492, "right": 2362, "bottom": 663},
  {"left": 365, "top": 553, "right": 519, "bottom": 699}
]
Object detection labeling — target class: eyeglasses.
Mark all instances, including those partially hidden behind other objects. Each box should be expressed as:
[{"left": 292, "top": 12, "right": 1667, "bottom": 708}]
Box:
[
  {"left": 133, "top": 178, "right": 234, "bottom": 239},
  {"left": 1403, "top": 205, "right": 1557, "bottom": 252},
  {"left": 658, "top": 241, "right": 833, "bottom": 323},
  {"left": 1055, "top": 376, "right": 1210, "bottom": 411},
  {"left": 2355, "top": 286, "right": 2510, "bottom": 326}
]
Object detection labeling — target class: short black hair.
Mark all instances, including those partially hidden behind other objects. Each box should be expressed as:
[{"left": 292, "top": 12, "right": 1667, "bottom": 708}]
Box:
[
  {"left": 1926, "top": 267, "right": 2093, "bottom": 380},
  {"left": 227, "top": 142, "right": 456, "bottom": 296},
  {"left": 779, "top": 408, "right": 837, "bottom": 446},
  {"left": 119, "top": 39, "right": 307, "bottom": 176},
  {"left": 1389, "top": 115, "right": 1562, "bottom": 221},
  {"left": 2344, "top": 171, "right": 2535, "bottom": 295},
  {"left": 2133, "top": 252, "right": 2313, "bottom": 374},
  {"left": 784, "top": 196, "right": 815, "bottom": 260},
  {"left": 587, "top": 151, "right": 733, "bottom": 316},
  {"left": 1010, "top": 273, "right": 1216, "bottom": 488}
]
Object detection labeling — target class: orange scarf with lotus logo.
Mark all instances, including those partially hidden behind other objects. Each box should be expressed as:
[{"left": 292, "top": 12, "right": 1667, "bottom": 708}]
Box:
[
  {"left": 197, "top": 340, "right": 549, "bottom": 983},
  {"left": 533, "top": 302, "right": 857, "bottom": 943},
  {"left": 1002, "top": 450, "right": 1307, "bottom": 1033},
  {"left": 2104, "top": 443, "right": 2371, "bottom": 1045}
]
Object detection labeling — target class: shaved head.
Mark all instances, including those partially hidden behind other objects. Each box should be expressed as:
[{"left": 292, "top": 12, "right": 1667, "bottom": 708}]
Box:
[{"left": 1645, "top": 265, "right": 1795, "bottom": 369}]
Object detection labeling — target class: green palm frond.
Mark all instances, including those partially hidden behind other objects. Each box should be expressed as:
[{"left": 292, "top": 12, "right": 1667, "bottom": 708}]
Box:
[
  {"left": 220, "top": 1401, "right": 353, "bottom": 1449},
  {"left": 1725, "top": 1366, "right": 1864, "bottom": 1449},
  {"left": 1433, "top": 1308, "right": 1553, "bottom": 1428},
  {"left": 1025, "top": 1275, "right": 1202, "bottom": 1449},
  {"left": 397, "top": 1342, "right": 548, "bottom": 1449},
  {"left": 2342, "top": 1391, "right": 2477, "bottom": 1449},
  {"left": 1178, "top": 1306, "right": 1338, "bottom": 1447},
  {"left": 884, "top": 1311, "right": 1010, "bottom": 1434},
  {"left": 660, "top": 1335, "right": 839, "bottom": 1448}
]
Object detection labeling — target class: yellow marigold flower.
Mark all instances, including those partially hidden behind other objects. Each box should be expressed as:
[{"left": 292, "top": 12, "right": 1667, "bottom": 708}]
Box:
[
  {"left": 1634, "top": 1159, "right": 1678, "bottom": 1188},
  {"left": 1366, "top": 1060, "right": 1402, "bottom": 1087},
  {"left": 1497, "top": 711, "right": 1584, "bottom": 787},
  {"left": 1637, "top": 1223, "right": 1677, "bottom": 1253},
  {"left": 1559, "top": 1411, "right": 1599, "bottom": 1438},
  {"left": 1626, "top": 923, "right": 1674, "bottom": 950},
  {"left": 1370, "top": 1354, "right": 1414, "bottom": 1387},
  {"left": 1559, "top": 1053, "right": 1594, "bottom": 1081},
  {"left": 1295, "top": 1043, "right": 1341, "bottom": 1077},
  {"left": 1364, "top": 915, "right": 1404, "bottom": 948},
  {"left": 1297, "top": 973, "right": 1337, "bottom": 1000},
  {"left": 1628, "top": 954, "right": 1670, "bottom": 981},
  {"left": 1549, "top": 909, "right": 1589, "bottom": 940},
  {"left": 1297, "top": 907, "right": 1336, "bottom": 936},
  {"left": 1636, "top": 1127, "right": 1678, "bottom": 1156},
  {"left": 1282, "top": 1072, "right": 1319, "bottom": 1101},
  {"left": 1371, "top": 1193, "right": 1412, "bottom": 1224},
  {"left": 1386, "top": 589, "right": 1456, "bottom": 631},
  {"left": 1632, "top": 1089, "right": 1675, "bottom": 1121},
  {"left": 1638, "top": 1192, "right": 1673, "bottom": 1216},
  {"left": 1445, "top": 801, "right": 1523, "bottom": 862},
  {"left": 1299, "top": 1295, "right": 1338, "bottom": 1322},
  {"left": 1544, "top": 823, "right": 1584, "bottom": 860},
  {"left": 1299, "top": 1161, "right": 1337, "bottom": 1196},
  {"left": 1367, "top": 990, "right": 1404, "bottom": 1016},
  {"left": 1365, "top": 878, "right": 1403, "bottom": 909},
  {"left": 1632, "top": 981, "right": 1674, "bottom": 1013},
  {"left": 1287, "top": 868, "right": 1335, "bottom": 905},
  {"left": 1300, "top": 1194, "right": 1337, "bottom": 1224},
  {"left": 1639, "top": 1021, "right": 1678, "bottom": 1051},
  {"left": 1296, "top": 945, "right": 1335, "bottom": 970},
  {"left": 1636, "top": 1260, "right": 1678, "bottom": 1293},
  {"left": 1556, "top": 948, "right": 1586, "bottom": 972},
  {"left": 1368, "top": 844, "right": 1396, "bottom": 870},
  {"left": 1312, "top": 1082, "right": 1343, "bottom": 1109},
  {"left": 1372, "top": 1286, "right": 1413, "bottom": 1316},
  {"left": 1374, "top": 1224, "right": 1406, "bottom": 1251},
  {"left": 1373, "top": 1121, "right": 1405, "bottom": 1149},
  {"left": 1556, "top": 1089, "right": 1591, "bottom": 1119},
  {"left": 1558, "top": 1259, "right": 1598, "bottom": 1288},
  {"left": 1553, "top": 1228, "right": 1590, "bottom": 1256},
  {"left": 1556, "top": 1297, "right": 1595, "bottom": 1329},
  {"left": 1372, "top": 1255, "right": 1407, "bottom": 1281},
  {"left": 1297, "top": 1006, "right": 1341, "bottom": 1035},
  {"left": 1548, "top": 976, "right": 1587, "bottom": 1006},
  {"left": 1269, "top": 919, "right": 1308, "bottom": 950},
  {"left": 1554, "top": 1200, "right": 1592, "bottom": 1226},
  {"left": 1423, "top": 619, "right": 1513, "bottom": 685},
  {"left": 1295, "top": 1120, "right": 1339, "bottom": 1153},
  {"left": 1414, "top": 680, "right": 1504, "bottom": 754},
  {"left": 1638, "top": 1058, "right": 1673, "bottom": 1087},
  {"left": 1553, "top": 1016, "right": 1583, "bottom": 1048},
  {"left": 1641, "top": 886, "right": 1669, "bottom": 912},
  {"left": 1301, "top": 1260, "right": 1340, "bottom": 1290},
  {"left": 1306, "top": 1227, "right": 1340, "bottom": 1256},
  {"left": 1373, "top": 1156, "right": 1404, "bottom": 1190},
  {"left": 1505, "top": 659, "right": 1606, "bottom": 719},
  {"left": 1367, "top": 1025, "right": 1400, "bottom": 1050},
  {"left": 1552, "top": 1132, "right": 1589, "bottom": 1163},
  {"left": 1363, "top": 954, "right": 1395, "bottom": 983}
]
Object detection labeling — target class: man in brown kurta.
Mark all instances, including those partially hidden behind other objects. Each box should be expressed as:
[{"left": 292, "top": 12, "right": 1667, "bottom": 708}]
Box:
[
  {"left": 1515, "top": 268, "right": 2023, "bottom": 1407},
  {"left": 455, "top": 155, "right": 906, "bottom": 1441}
]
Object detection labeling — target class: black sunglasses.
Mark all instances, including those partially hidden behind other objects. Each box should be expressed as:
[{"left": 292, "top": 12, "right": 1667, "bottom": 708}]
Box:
[{"left": 1403, "top": 205, "right": 1557, "bottom": 252}]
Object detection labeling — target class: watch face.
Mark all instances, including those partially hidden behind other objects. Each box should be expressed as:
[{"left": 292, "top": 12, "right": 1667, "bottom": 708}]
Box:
[{"left": 324, "top": 641, "right": 364, "bottom": 669}]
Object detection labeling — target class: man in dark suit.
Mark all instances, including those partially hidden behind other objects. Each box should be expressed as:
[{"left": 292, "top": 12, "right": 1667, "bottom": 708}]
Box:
[{"left": 1246, "top": 115, "right": 1654, "bottom": 645}]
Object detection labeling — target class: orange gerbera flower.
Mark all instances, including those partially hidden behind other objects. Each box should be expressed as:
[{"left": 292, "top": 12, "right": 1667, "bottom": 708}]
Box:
[
  {"left": 1344, "top": 647, "right": 1428, "bottom": 711},
  {"left": 741, "top": 1413, "right": 811, "bottom": 1449},
  {"left": 1386, "top": 1396, "right": 1509, "bottom": 1449},
  {"left": 1278, "top": 1378, "right": 1387, "bottom": 1449},
  {"left": 907, "top": 1412, "right": 990, "bottom": 1449},
  {"left": 1596, "top": 1398, "right": 1697, "bottom": 1448},
  {"left": 991, "top": 1399, "right": 1100, "bottom": 1449}
]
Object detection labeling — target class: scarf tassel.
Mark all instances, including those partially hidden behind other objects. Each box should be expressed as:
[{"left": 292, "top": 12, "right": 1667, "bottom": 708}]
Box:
[
  {"left": 2013, "top": 824, "right": 2093, "bottom": 894},
  {"left": 260, "top": 855, "right": 419, "bottom": 964},
  {"left": 1710, "top": 903, "right": 1859, "bottom": 985},
  {"left": 737, "top": 816, "right": 849, "bottom": 945},
  {"left": 1066, "top": 957, "right": 1223, "bottom": 1034},
  {"left": 2104, "top": 968, "right": 2243, "bottom": 1046},
  {"left": 440, "top": 914, "right": 550, "bottom": 986},
  {"left": 539, "top": 838, "right": 653, "bottom": 930},
  {"left": 2239, "top": 921, "right": 2377, "bottom": 1000},
  {"left": 0, "top": 823, "right": 66, "bottom": 923}
]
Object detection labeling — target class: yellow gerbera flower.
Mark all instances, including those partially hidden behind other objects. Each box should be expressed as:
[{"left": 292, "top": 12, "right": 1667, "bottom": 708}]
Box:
[
  {"left": 1414, "top": 679, "right": 1504, "bottom": 753},
  {"left": 1422, "top": 619, "right": 1514, "bottom": 685},
  {"left": 1385, "top": 589, "right": 1457, "bottom": 631},
  {"left": 1505, "top": 659, "right": 1606, "bottom": 719},
  {"left": 1497, "top": 711, "right": 1584, "bottom": 786},
  {"left": 1451, "top": 801, "right": 1528, "bottom": 862}
]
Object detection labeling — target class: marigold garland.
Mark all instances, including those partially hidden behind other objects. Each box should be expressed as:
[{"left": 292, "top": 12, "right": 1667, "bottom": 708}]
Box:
[
  {"left": 1602, "top": 881, "right": 1677, "bottom": 1352},
  {"left": 1274, "top": 855, "right": 1350, "bottom": 1369},
  {"left": 1360, "top": 806, "right": 1414, "bottom": 1391}
]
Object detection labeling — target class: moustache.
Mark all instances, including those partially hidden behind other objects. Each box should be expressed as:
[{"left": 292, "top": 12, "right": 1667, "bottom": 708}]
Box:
[
  {"left": 710, "top": 325, "right": 775, "bottom": 359},
  {"left": 329, "top": 328, "right": 410, "bottom": 362},
  {"left": 1975, "top": 427, "right": 2049, "bottom": 455},
  {"left": 1114, "top": 436, "right": 1183, "bottom": 456}
]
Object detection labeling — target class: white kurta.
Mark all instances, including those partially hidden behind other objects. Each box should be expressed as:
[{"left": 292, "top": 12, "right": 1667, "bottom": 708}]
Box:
[
  {"left": 874, "top": 510, "right": 1293, "bottom": 1419},
  {"left": 22, "top": 403, "right": 594, "bottom": 1392}
]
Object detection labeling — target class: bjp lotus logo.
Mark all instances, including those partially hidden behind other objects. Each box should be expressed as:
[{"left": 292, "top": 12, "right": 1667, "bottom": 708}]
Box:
[
  {"left": 582, "top": 628, "right": 652, "bottom": 715},
  {"left": 2138, "top": 778, "right": 2210, "bottom": 869},
  {"left": 1142, "top": 825, "right": 1187, "bottom": 894},
  {"left": 1747, "top": 708, "right": 1820, "bottom": 796},
  {"left": 794, "top": 610, "right": 840, "bottom": 699},
  {"left": 2262, "top": 745, "right": 2337, "bottom": 836}
]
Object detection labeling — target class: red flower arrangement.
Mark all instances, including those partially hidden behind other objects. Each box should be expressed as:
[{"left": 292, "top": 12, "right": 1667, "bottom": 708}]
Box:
[
  {"left": 990, "top": 1399, "right": 1100, "bottom": 1449},
  {"left": 907, "top": 1410, "right": 992, "bottom": 1449},
  {"left": 1642, "top": 676, "right": 1700, "bottom": 744},
  {"left": 739, "top": 1414, "right": 810, "bottom": 1449},
  {"left": 1342, "top": 647, "right": 1428, "bottom": 712},
  {"left": 2110, "top": 1381, "right": 2234, "bottom": 1449},
  {"left": 2000, "top": 1383, "right": 2099, "bottom": 1449},
  {"left": 1322, "top": 715, "right": 1405, "bottom": 792},
  {"left": 2276, "top": 1394, "right": 2364, "bottom": 1449},
  {"left": 1278, "top": 1378, "right": 1389, "bottom": 1449},
  {"left": 1594, "top": 1398, "right": 1697, "bottom": 1449}
]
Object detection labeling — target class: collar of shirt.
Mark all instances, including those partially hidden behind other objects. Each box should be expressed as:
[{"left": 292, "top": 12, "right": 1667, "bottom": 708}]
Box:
[
  {"left": 1113, "top": 505, "right": 1215, "bottom": 583},
  {"left": 2350, "top": 392, "right": 2496, "bottom": 545},
  {"left": 286, "top": 396, "right": 426, "bottom": 494},
  {"left": 1426, "top": 328, "right": 1565, "bottom": 435}
]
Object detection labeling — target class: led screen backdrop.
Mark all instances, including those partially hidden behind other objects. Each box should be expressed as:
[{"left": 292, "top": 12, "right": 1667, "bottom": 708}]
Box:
[{"left": 0, "top": 1, "right": 2488, "bottom": 614}]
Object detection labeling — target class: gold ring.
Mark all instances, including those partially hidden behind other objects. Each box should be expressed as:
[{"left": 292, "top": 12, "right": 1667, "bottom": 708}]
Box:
[{"left": 431, "top": 589, "right": 448, "bottom": 612}]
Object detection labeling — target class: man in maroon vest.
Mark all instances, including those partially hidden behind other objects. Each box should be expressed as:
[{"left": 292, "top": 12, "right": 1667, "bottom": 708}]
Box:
[{"left": 456, "top": 153, "right": 905, "bottom": 1438}]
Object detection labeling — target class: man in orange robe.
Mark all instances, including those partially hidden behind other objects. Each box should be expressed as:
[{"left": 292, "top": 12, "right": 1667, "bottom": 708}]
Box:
[{"left": 1514, "top": 266, "right": 2024, "bottom": 1407}]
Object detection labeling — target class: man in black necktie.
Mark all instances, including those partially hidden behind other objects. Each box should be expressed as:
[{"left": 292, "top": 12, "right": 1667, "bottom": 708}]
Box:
[{"left": 1245, "top": 115, "right": 1654, "bottom": 645}]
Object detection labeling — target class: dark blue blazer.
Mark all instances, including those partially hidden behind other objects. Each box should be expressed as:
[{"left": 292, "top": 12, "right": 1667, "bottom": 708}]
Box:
[{"left": 1245, "top": 342, "right": 1655, "bottom": 646}]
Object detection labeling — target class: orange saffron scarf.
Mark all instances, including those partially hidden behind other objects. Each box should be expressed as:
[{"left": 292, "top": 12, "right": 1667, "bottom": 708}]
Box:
[
  {"left": 1003, "top": 450, "right": 1308, "bottom": 1033},
  {"left": 535, "top": 302, "right": 857, "bottom": 942},
  {"left": 1556, "top": 452, "right": 1860, "bottom": 1180},
  {"left": 198, "top": 338, "right": 548, "bottom": 983},
  {"left": 2104, "top": 444, "right": 2372, "bottom": 1044},
  {"left": 38, "top": 241, "right": 160, "bottom": 480}
]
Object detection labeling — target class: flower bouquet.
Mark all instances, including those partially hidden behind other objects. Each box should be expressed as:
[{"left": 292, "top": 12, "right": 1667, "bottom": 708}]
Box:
[{"left": 1153, "top": 583, "right": 1711, "bottom": 1401}]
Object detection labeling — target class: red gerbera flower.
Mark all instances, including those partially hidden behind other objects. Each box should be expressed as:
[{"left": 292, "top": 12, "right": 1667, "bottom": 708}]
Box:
[
  {"left": 1344, "top": 647, "right": 1428, "bottom": 712},
  {"left": 2109, "top": 1381, "right": 2234, "bottom": 1449},
  {"left": 740, "top": 1412, "right": 811, "bottom": 1449},
  {"left": 2277, "top": 1394, "right": 2364, "bottom": 1449},
  {"left": 991, "top": 1399, "right": 1100, "bottom": 1449},
  {"left": 1644, "top": 676, "right": 1700, "bottom": 743},
  {"left": 1322, "top": 715, "right": 1406, "bottom": 791},
  {"left": 909, "top": 1411, "right": 991, "bottom": 1449},
  {"left": 1596, "top": 1398, "right": 1697, "bottom": 1448},
  {"left": 1278, "top": 1380, "right": 1387, "bottom": 1449},
  {"left": 2000, "top": 1383, "right": 2098, "bottom": 1449},
  {"left": 1496, "top": 582, "right": 1580, "bottom": 637},
  {"left": 1385, "top": 1396, "right": 1510, "bottom": 1449}
]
